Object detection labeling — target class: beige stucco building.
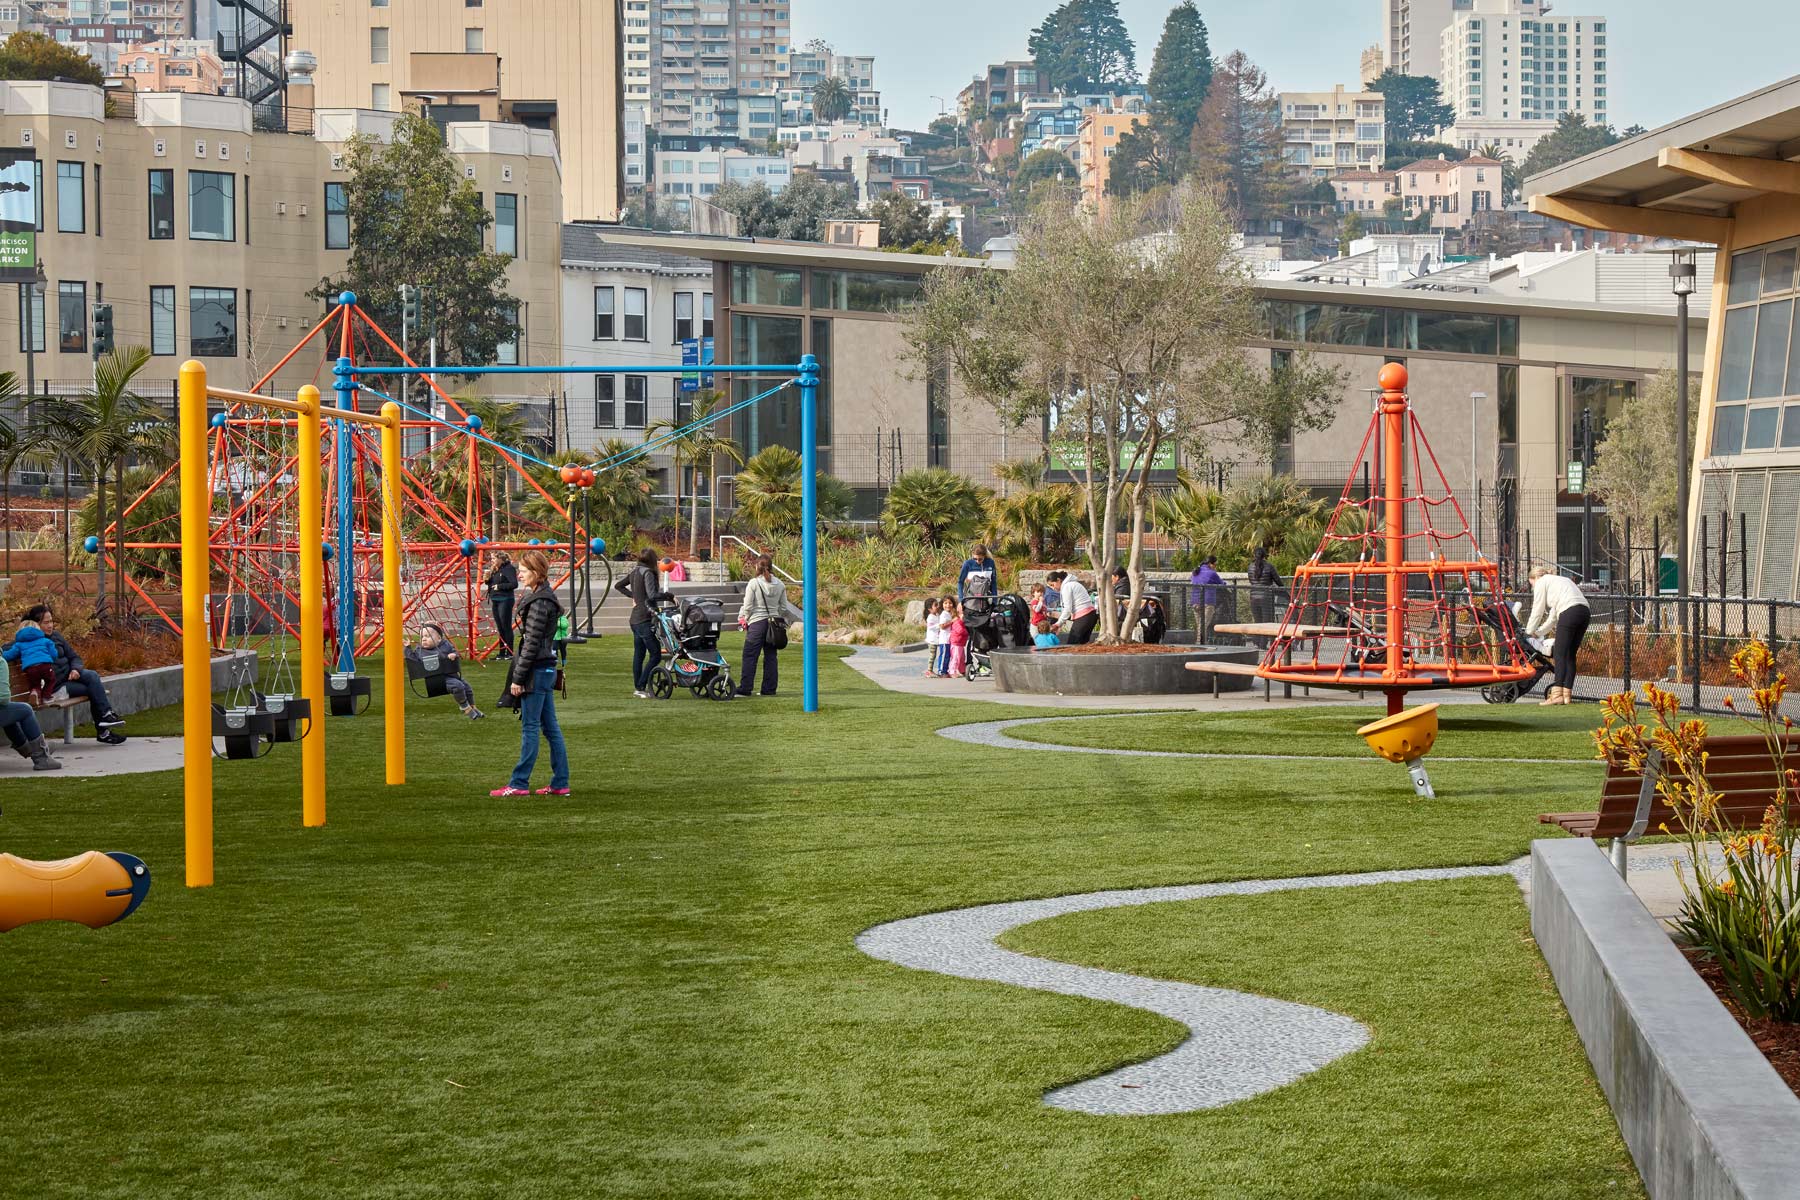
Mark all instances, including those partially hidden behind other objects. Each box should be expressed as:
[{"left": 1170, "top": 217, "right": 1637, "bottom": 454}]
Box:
[
  {"left": 1076, "top": 106, "right": 1148, "bottom": 220},
  {"left": 287, "top": 0, "right": 623, "bottom": 221},
  {"left": 1395, "top": 155, "right": 1504, "bottom": 230},
  {"left": 1279, "top": 85, "right": 1386, "bottom": 179}
]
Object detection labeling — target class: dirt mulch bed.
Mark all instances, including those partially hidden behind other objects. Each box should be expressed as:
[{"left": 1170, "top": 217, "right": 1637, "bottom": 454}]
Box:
[
  {"left": 1681, "top": 946, "right": 1800, "bottom": 1097},
  {"left": 1037, "top": 644, "right": 1210, "bottom": 656}
]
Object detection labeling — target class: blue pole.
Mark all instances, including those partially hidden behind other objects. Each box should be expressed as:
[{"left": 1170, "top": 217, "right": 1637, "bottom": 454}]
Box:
[
  {"left": 799, "top": 354, "right": 820, "bottom": 714},
  {"left": 332, "top": 347, "right": 356, "bottom": 672}
]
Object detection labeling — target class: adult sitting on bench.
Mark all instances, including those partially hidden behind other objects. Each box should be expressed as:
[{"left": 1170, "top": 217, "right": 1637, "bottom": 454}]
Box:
[
  {"left": 22, "top": 605, "right": 125, "bottom": 745},
  {"left": 0, "top": 699, "right": 62, "bottom": 770}
]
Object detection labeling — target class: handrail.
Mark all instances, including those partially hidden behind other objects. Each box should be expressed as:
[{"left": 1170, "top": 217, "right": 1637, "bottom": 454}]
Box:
[{"left": 716, "top": 534, "right": 802, "bottom": 585}]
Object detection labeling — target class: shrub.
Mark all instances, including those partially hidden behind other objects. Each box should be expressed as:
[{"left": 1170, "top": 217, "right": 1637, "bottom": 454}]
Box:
[
  {"left": 882, "top": 469, "right": 985, "bottom": 547},
  {"left": 732, "top": 446, "right": 854, "bottom": 537}
]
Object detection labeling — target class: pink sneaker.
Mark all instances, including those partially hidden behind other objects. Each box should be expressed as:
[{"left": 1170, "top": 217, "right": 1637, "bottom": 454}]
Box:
[
  {"left": 489, "top": 786, "right": 530, "bottom": 797},
  {"left": 534, "top": 787, "right": 571, "bottom": 796}
]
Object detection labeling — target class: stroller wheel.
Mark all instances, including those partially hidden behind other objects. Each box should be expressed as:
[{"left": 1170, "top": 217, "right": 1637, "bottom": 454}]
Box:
[
  {"left": 649, "top": 668, "right": 676, "bottom": 700},
  {"left": 708, "top": 677, "right": 735, "bottom": 702}
]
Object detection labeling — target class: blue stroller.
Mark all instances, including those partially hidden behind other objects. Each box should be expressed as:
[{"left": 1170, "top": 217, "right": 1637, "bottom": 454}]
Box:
[{"left": 646, "top": 595, "right": 737, "bottom": 701}]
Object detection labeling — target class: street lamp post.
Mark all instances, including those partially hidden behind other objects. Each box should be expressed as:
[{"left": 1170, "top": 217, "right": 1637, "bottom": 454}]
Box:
[
  {"left": 1669, "top": 248, "right": 1698, "bottom": 601},
  {"left": 1470, "top": 389, "right": 1487, "bottom": 547},
  {"left": 22, "top": 260, "right": 44, "bottom": 416}
]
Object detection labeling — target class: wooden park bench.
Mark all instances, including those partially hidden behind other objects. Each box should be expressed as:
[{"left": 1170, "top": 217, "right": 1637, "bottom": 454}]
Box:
[{"left": 1540, "top": 733, "right": 1800, "bottom": 876}]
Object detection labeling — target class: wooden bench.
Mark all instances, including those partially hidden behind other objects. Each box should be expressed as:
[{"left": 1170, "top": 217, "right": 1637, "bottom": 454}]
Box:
[{"left": 1541, "top": 733, "right": 1800, "bottom": 876}]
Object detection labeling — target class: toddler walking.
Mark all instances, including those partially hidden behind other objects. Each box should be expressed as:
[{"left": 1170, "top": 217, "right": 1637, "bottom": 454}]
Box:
[
  {"left": 945, "top": 599, "right": 970, "bottom": 679},
  {"left": 922, "top": 598, "right": 944, "bottom": 677},
  {"left": 410, "top": 623, "right": 485, "bottom": 719},
  {"left": 3, "top": 619, "right": 60, "bottom": 704}
]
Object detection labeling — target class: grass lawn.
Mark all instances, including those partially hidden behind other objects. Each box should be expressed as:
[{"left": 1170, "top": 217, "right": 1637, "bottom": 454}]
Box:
[{"left": 0, "top": 638, "right": 1639, "bottom": 1198}]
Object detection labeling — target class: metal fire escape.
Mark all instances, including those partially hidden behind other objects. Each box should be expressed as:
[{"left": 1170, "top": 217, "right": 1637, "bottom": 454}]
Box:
[{"left": 218, "top": 0, "right": 292, "bottom": 117}]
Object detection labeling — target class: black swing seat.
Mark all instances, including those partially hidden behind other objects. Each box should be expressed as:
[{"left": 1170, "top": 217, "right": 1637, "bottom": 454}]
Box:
[
  {"left": 212, "top": 703, "right": 276, "bottom": 760},
  {"left": 326, "top": 672, "right": 373, "bottom": 716},
  {"left": 255, "top": 692, "right": 313, "bottom": 742},
  {"left": 405, "top": 651, "right": 453, "bottom": 698}
]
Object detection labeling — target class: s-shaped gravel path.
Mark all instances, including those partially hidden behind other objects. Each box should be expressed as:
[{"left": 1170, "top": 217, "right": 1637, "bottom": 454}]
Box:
[{"left": 858, "top": 861, "right": 1529, "bottom": 1116}]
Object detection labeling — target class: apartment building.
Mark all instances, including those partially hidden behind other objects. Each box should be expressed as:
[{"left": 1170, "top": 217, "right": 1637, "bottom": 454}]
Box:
[
  {"left": 850, "top": 153, "right": 927, "bottom": 205},
  {"left": 1394, "top": 154, "right": 1503, "bottom": 229},
  {"left": 1381, "top": 0, "right": 1464, "bottom": 81},
  {"left": 36, "top": 0, "right": 189, "bottom": 38},
  {"left": 0, "top": 79, "right": 561, "bottom": 402},
  {"left": 623, "top": 104, "right": 649, "bottom": 192},
  {"left": 693, "top": 89, "right": 780, "bottom": 141},
  {"left": 1279, "top": 85, "right": 1385, "bottom": 178},
  {"left": 624, "top": 0, "right": 651, "bottom": 110},
  {"left": 955, "top": 60, "right": 1052, "bottom": 121},
  {"left": 1438, "top": 0, "right": 1611, "bottom": 127},
  {"left": 1075, "top": 106, "right": 1148, "bottom": 220},
  {"left": 831, "top": 54, "right": 880, "bottom": 128},
  {"left": 779, "top": 121, "right": 900, "bottom": 170},
  {"left": 1443, "top": 116, "right": 1557, "bottom": 162},
  {"left": 113, "top": 39, "right": 226, "bottom": 95},
  {"left": 287, "top": 0, "right": 623, "bottom": 221},
  {"left": 649, "top": 0, "right": 791, "bottom": 136},
  {"left": 653, "top": 140, "right": 790, "bottom": 213}
]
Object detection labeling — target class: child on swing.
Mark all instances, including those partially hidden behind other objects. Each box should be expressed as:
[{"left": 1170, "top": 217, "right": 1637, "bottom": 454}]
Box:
[{"left": 411, "top": 623, "right": 485, "bottom": 720}]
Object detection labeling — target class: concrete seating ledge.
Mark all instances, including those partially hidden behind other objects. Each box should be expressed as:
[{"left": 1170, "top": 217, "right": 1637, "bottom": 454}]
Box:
[{"left": 1529, "top": 838, "right": 1800, "bottom": 1199}]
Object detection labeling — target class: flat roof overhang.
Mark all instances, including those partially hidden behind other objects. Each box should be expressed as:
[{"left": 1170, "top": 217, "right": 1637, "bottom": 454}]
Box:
[{"left": 1526, "top": 74, "right": 1800, "bottom": 243}]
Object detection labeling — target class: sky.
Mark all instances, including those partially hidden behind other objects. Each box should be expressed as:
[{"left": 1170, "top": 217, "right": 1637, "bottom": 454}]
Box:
[{"left": 797, "top": 0, "right": 1800, "bottom": 135}]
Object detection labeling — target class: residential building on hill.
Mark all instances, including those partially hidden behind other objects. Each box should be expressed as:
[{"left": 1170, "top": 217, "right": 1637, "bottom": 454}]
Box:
[
  {"left": 654, "top": 141, "right": 791, "bottom": 214},
  {"left": 649, "top": 0, "right": 791, "bottom": 136},
  {"left": 955, "top": 60, "right": 1051, "bottom": 122},
  {"left": 1395, "top": 155, "right": 1503, "bottom": 229},
  {"left": 1279, "top": 85, "right": 1385, "bottom": 178},
  {"left": 112, "top": 39, "right": 226, "bottom": 95},
  {"left": 1437, "top": 0, "right": 1611, "bottom": 127},
  {"left": 1076, "top": 106, "right": 1149, "bottom": 220},
  {"left": 1331, "top": 170, "right": 1400, "bottom": 213}
]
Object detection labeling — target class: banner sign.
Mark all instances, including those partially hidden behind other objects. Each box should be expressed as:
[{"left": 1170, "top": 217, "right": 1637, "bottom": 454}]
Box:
[
  {"left": 1050, "top": 439, "right": 1177, "bottom": 473},
  {"left": 0, "top": 148, "right": 35, "bottom": 282},
  {"left": 679, "top": 337, "right": 715, "bottom": 392}
]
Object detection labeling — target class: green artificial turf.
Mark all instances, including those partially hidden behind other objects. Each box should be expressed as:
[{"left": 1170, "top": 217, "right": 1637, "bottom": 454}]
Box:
[{"left": 0, "top": 638, "right": 1636, "bottom": 1199}]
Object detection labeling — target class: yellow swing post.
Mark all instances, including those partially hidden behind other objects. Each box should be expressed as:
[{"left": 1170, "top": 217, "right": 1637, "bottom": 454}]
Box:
[
  {"left": 297, "top": 385, "right": 327, "bottom": 827},
  {"left": 380, "top": 401, "right": 406, "bottom": 786},
  {"left": 178, "top": 361, "right": 214, "bottom": 888}
]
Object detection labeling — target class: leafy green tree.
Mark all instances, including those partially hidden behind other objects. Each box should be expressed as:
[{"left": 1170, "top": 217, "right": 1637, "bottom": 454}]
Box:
[
  {"left": 1191, "top": 51, "right": 1288, "bottom": 222},
  {"left": 75, "top": 465, "right": 185, "bottom": 586},
  {"left": 0, "top": 31, "right": 102, "bottom": 85},
  {"left": 928, "top": 115, "right": 958, "bottom": 139},
  {"left": 1368, "top": 70, "right": 1455, "bottom": 143},
  {"left": 812, "top": 76, "right": 853, "bottom": 123},
  {"left": 646, "top": 390, "right": 744, "bottom": 556},
  {"left": 621, "top": 191, "right": 685, "bottom": 232},
  {"left": 1146, "top": 1, "right": 1211, "bottom": 146},
  {"left": 1339, "top": 210, "right": 1366, "bottom": 255},
  {"left": 313, "top": 112, "right": 517, "bottom": 366},
  {"left": 869, "top": 190, "right": 956, "bottom": 252},
  {"left": 1590, "top": 369, "right": 1699, "bottom": 557},
  {"left": 710, "top": 174, "right": 861, "bottom": 242},
  {"left": 1011, "top": 147, "right": 1079, "bottom": 204},
  {"left": 1105, "top": 124, "right": 1181, "bottom": 199},
  {"left": 883, "top": 469, "right": 986, "bottom": 547},
  {"left": 733, "top": 445, "right": 851, "bottom": 537},
  {"left": 0, "top": 372, "right": 44, "bottom": 581},
  {"left": 1520, "top": 112, "right": 1621, "bottom": 181},
  {"left": 1382, "top": 140, "right": 1466, "bottom": 171},
  {"left": 1028, "top": 0, "right": 1139, "bottom": 94}
]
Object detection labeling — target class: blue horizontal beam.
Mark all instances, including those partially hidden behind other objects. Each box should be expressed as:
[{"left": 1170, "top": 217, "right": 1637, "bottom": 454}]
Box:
[{"left": 346, "top": 363, "right": 812, "bottom": 377}]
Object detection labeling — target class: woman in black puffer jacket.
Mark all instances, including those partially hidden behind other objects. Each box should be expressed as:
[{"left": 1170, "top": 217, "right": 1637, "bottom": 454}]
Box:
[{"left": 490, "top": 549, "right": 571, "bottom": 797}]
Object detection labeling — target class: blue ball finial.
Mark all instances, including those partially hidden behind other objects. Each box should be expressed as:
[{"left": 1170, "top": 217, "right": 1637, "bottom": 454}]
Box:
[
  {"left": 589, "top": 537, "right": 607, "bottom": 554},
  {"left": 338, "top": 291, "right": 357, "bottom": 307},
  {"left": 528, "top": 538, "right": 541, "bottom": 546},
  {"left": 321, "top": 542, "right": 335, "bottom": 562},
  {"left": 466, "top": 414, "right": 483, "bottom": 431},
  {"left": 83, "top": 535, "right": 100, "bottom": 554},
  {"left": 209, "top": 412, "right": 228, "bottom": 428},
  {"left": 478, "top": 535, "right": 490, "bottom": 545},
  {"left": 458, "top": 538, "right": 476, "bottom": 557}
]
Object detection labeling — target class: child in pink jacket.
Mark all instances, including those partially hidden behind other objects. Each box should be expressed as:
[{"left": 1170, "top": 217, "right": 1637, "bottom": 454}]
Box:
[{"left": 945, "top": 600, "right": 970, "bottom": 678}]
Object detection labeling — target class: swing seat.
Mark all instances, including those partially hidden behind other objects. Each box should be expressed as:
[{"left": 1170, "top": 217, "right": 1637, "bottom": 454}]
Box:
[
  {"left": 405, "top": 652, "right": 452, "bottom": 699},
  {"left": 0, "top": 851, "right": 151, "bottom": 933},
  {"left": 256, "top": 693, "right": 313, "bottom": 743},
  {"left": 326, "top": 672, "right": 372, "bottom": 717},
  {"left": 212, "top": 704, "right": 276, "bottom": 760}
]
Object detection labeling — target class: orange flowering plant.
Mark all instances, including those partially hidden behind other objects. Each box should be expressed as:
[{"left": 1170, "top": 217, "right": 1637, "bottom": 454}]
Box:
[{"left": 1593, "top": 640, "right": 1800, "bottom": 1020}]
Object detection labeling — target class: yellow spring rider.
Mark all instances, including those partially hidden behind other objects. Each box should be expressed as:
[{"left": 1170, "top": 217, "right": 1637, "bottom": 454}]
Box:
[
  {"left": 0, "top": 851, "right": 151, "bottom": 933},
  {"left": 1357, "top": 704, "right": 1440, "bottom": 798}
]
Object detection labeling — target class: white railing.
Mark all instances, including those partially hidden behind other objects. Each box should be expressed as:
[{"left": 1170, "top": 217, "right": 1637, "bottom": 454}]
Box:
[{"left": 715, "top": 533, "right": 801, "bottom": 585}]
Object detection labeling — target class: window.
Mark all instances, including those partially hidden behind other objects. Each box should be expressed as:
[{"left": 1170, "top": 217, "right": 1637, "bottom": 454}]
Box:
[
  {"left": 593, "top": 286, "right": 615, "bottom": 339},
  {"left": 623, "top": 287, "right": 647, "bottom": 340},
  {"left": 1716, "top": 239, "right": 1800, "bottom": 456},
  {"left": 31, "top": 159, "right": 41, "bottom": 231},
  {"left": 730, "top": 262, "right": 802, "bottom": 307},
  {"left": 57, "top": 281, "right": 84, "bottom": 353},
  {"left": 701, "top": 292, "right": 714, "bottom": 338},
  {"left": 148, "top": 169, "right": 174, "bottom": 238},
  {"left": 494, "top": 193, "right": 517, "bottom": 256},
  {"left": 16, "top": 286, "right": 43, "bottom": 353},
  {"left": 372, "top": 83, "right": 391, "bottom": 110},
  {"left": 150, "top": 286, "right": 175, "bottom": 355},
  {"left": 624, "top": 375, "right": 647, "bottom": 427},
  {"left": 370, "top": 27, "right": 389, "bottom": 63},
  {"left": 497, "top": 304, "right": 519, "bottom": 365},
  {"left": 464, "top": 27, "right": 483, "bottom": 52},
  {"left": 188, "top": 170, "right": 235, "bottom": 241},
  {"left": 56, "top": 161, "right": 83, "bottom": 233},
  {"left": 809, "top": 269, "right": 924, "bottom": 312},
  {"left": 190, "top": 287, "right": 237, "bottom": 356},
  {"left": 371, "top": 0, "right": 387, "bottom": 5},
  {"left": 594, "top": 376, "right": 616, "bottom": 427},
  {"left": 92, "top": 163, "right": 100, "bottom": 237},
  {"left": 324, "top": 182, "right": 349, "bottom": 248},
  {"left": 673, "top": 291, "right": 694, "bottom": 341}
]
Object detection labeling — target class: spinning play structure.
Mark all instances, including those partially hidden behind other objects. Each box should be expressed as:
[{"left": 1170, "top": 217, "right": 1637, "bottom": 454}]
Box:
[{"left": 0, "top": 851, "right": 151, "bottom": 932}]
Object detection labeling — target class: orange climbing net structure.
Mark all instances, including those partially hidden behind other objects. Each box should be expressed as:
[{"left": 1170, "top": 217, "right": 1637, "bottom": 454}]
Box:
[{"left": 1256, "top": 363, "right": 1538, "bottom": 714}]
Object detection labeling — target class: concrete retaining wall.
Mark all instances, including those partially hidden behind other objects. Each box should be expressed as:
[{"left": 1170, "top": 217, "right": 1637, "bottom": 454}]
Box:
[
  {"left": 46, "top": 650, "right": 257, "bottom": 734},
  {"left": 990, "top": 645, "right": 1258, "bottom": 696},
  {"left": 1529, "top": 838, "right": 1800, "bottom": 1199}
]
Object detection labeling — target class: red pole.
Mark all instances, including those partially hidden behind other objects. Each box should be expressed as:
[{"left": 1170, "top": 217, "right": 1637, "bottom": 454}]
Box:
[{"left": 1381, "top": 363, "right": 1409, "bottom": 713}]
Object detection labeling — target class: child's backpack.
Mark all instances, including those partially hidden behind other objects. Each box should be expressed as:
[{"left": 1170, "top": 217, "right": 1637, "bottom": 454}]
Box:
[{"left": 555, "top": 613, "right": 571, "bottom": 642}]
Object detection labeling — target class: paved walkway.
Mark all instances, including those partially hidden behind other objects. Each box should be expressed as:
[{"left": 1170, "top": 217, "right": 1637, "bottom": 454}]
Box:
[
  {"left": 846, "top": 646, "right": 1499, "bottom": 712},
  {"left": 0, "top": 736, "right": 181, "bottom": 779}
]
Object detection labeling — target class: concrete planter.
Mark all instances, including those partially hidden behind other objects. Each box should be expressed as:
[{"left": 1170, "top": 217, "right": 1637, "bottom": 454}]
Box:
[
  {"left": 1529, "top": 839, "right": 1800, "bottom": 1199},
  {"left": 43, "top": 650, "right": 257, "bottom": 738},
  {"left": 990, "top": 645, "right": 1259, "bottom": 696}
]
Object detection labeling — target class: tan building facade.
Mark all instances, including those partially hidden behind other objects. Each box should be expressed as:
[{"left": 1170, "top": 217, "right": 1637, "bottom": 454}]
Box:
[
  {"left": 1076, "top": 107, "right": 1148, "bottom": 220},
  {"left": 1396, "top": 155, "right": 1504, "bottom": 230},
  {"left": 288, "top": 0, "right": 623, "bottom": 221},
  {"left": 0, "top": 81, "right": 562, "bottom": 405},
  {"left": 1279, "top": 85, "right": 1385, "bottom": 179}
]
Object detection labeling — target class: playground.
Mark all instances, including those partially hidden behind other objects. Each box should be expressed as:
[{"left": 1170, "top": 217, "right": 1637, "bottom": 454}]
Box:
[{"left": 0, "top": 641, "right": 1644, "bottom": 1199}]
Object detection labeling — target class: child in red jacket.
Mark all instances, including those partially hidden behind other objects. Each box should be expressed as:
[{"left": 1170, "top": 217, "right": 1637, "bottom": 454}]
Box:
[{"left": 945, "top": 600, "right": 970, "bottom": 679}]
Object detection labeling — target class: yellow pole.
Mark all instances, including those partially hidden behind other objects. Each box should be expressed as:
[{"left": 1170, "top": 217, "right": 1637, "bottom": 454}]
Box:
[
  {"left": 380, "top": 402, "right": 406, "bottom": 786},
  {"left": 297, "top": 385, "right": 327, "bottom": 827},
  {"left": 178, "top": 361, "right": 213, "bottom": 888}
]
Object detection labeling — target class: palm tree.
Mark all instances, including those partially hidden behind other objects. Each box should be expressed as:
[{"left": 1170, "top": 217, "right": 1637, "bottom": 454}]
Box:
[
  {"left": 47, "top": 346, "right": 169, "bottom": 619},
  {"left": 1477, "top": 142, "right": 1519, "bottom": 199},
  {"left": 992, "top": 456, "right": 1048, "bottom": 497},
  {"left": 883, "top": 468, "right": 985, "bottom": 547},
  {"left": 582, "top": 438, "right": 657, "bottom": 535},
  {"left": 812, "top": 76, "right": 853, "bottom": 124},
  {"left": 645, "top": 390, "right": 744, "bottom": 557},
  {"left": 734, "top": 445, "right": 804, "bottom": 537}
]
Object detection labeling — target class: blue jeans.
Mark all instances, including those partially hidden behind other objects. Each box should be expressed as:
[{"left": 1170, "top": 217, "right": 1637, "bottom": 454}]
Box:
[
  {"left": 631, "top": 620, "right": 662, "bottom": 690},
  {"left": 64, "top": 668, "right": 112, "bottom": 716},
  {"left": 1, "top": 700, "right": 43, "bottom": 749},
  {"left": 509, "top": 667, "right": 569, "bottom": 790}
]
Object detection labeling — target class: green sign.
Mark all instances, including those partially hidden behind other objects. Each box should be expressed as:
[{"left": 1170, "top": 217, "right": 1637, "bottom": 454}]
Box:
[
  {"left": 0, "top": 147, "right": 35, "bottom": 283},
  {"left": 1566, "top": 460, "right": 1585, "bottom": 494},
  {"left": 1050, "top": 440, "right": 1178, "bottom": 473}
]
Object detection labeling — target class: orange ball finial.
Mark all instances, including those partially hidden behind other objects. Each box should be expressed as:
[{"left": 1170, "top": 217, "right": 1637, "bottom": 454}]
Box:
[
  {"left": 1377, "top": 362, "right": 1408, "bottom": 392},
  {"left": 559, "top": 464, "right": 580, "bottom": 485}
]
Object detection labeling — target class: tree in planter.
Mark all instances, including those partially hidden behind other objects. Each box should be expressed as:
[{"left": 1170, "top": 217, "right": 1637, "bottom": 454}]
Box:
[
  {"left": 884, "top": 468, "right": 986, "bottom": 547},
  {"left": 908, "top": 181, "right": 1335, "bottom": 641},
  {"left": 732, "top": 445, "right": 852, "bottom": 538},
  {"left": 812, "top": 76, "right": 854, "bottom": 124},
  {"left": 645, "top": 390, "right": 745, "bottom": 557},
  {"left": 46, "top": 346, "right": 171, "bottom": 621},
  {"left": 312, "top": 112, "right": 518, "bottom": 366},
  {"left": 1590, "top": 369, "right": 1699, "bottom": 560}
]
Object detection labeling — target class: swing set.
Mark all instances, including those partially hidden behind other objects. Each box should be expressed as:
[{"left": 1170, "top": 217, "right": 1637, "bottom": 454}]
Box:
[{"left": 168, "top": 291, "right": 825, "bottom": 889}]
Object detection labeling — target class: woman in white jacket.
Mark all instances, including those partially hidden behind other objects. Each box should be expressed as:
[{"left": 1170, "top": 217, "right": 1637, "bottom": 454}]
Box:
[
  {"left": 1525, "top": 566, "right": 1590, "bottom": 706},
  {"left": 736, "top": 555, "right": 789, "bottom": 697}
]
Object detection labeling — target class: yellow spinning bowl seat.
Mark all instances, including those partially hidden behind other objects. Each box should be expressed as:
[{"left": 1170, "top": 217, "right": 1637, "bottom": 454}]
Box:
[
  {"left": 0, "top": 851, "right": 151, "bottom": 933},
  {"left": 1357, "top": 704, "right": 1440, "bottom": 765}
]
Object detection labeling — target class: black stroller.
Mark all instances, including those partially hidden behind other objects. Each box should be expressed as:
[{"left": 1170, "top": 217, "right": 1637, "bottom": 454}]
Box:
[
  {"left": 646, "top": 595, "right": 737, "bottom": 701},
  {"left": 963, "top": 591, "right": 1031, "bottom": 680},
  {"left": 1474, "top": 602, "right": 1554, "bottom": 703}
]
